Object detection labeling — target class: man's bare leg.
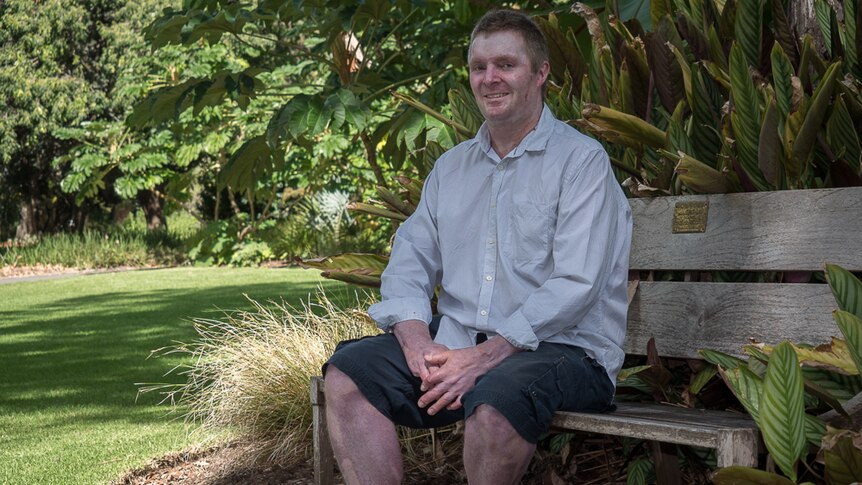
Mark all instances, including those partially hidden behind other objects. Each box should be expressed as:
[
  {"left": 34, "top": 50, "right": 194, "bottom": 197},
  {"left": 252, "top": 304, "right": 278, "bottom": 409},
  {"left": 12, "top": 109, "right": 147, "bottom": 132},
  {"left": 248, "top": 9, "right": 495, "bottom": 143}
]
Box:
[
  {"left": 324, "top": 366, "right": 403, "bottom": 485},
  {"left": 464, "top": 404, "right": 536, "bottom": 485}
]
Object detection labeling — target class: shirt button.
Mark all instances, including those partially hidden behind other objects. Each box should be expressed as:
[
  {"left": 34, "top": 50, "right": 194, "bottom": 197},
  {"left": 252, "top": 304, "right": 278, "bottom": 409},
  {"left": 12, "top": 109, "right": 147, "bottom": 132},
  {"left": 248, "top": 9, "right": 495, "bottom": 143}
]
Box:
[
  {"left": 487, "top": 238, "right": 496, "bottom": 245},
  {"left": 485, "top": 275, "right": 493, "bottom": 281},
  {"left": 496, "top": 164, "right": 505, "bottom": 171},
  {"left": 480, "top": 310, "right": 488, "bottom": 316}
]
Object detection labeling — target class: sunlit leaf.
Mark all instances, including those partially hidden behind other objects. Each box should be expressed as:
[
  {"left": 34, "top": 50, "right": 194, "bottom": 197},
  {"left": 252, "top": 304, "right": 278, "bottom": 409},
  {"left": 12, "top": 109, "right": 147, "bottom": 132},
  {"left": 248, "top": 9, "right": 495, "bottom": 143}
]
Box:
[
  {"left": 581, "top": 104, "right": 667, "bottom": 149},
  {"left": 670, "top": 150, "right": 735, "bottom": 193},
  {"left": 833, "top": 311, "right": 862, "bottom": 376},
  {"left": 299, "top": 253, "right": 388, "bottom": 274},
  {"left": 760, "top": 341, "right": 806, "bottom": 481},
  {"left": 719, "top": 365, "right": 763, "bottom": 420},
  {"left": 825, "top": 263, "right": 862, "bottom": 318}
]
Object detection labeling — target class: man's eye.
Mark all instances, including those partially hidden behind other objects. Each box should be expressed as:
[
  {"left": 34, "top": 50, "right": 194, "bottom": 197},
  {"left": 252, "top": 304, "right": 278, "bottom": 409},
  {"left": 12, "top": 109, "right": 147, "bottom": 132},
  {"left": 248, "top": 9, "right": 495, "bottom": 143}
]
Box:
[{"left": 472, "top": 65, "right": 486, "bottom": 72}]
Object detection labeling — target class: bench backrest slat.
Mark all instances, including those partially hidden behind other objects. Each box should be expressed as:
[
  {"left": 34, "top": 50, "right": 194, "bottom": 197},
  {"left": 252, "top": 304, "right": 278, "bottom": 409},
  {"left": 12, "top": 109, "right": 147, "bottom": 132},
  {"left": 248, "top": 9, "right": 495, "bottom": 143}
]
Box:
[
  {"left": 629, "top": 187, "right": 862, "bottom": 272},
  {"left": 625, "top": 187, "right": 861, "bottom": 360},
  {"left": 625, "top": 281, "right": 839, "bottom": 358}
]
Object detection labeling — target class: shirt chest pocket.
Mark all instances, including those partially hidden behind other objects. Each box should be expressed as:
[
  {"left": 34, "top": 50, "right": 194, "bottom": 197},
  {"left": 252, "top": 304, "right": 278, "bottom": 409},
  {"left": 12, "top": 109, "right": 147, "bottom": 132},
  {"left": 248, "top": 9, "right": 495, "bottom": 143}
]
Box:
[{"left": 508, "top": 201, "right": 552, "bottom": 265}]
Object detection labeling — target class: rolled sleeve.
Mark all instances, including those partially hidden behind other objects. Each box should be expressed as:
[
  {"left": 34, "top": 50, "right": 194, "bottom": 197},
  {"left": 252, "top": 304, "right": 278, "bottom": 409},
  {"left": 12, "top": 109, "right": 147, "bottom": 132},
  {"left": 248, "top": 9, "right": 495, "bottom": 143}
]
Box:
[
  {"left": 368, "top": 298, "right": 433, "bottom": 332},
  {"left": 497, "top": 310, "right": 540, "bottom": 350}
]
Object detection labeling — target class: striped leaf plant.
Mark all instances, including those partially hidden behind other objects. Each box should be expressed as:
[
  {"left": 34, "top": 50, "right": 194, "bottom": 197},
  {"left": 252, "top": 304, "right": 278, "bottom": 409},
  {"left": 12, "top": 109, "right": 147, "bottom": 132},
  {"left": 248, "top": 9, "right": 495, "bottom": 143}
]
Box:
[{"left": 709, "top": 264, "right": 862, "bottom": 484}]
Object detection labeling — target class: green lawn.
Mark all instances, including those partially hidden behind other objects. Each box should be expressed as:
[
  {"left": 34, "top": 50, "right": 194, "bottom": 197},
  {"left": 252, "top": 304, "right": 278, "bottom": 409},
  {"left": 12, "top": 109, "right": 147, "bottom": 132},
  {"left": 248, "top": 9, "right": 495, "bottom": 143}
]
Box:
[{"left": 0, "top": 267, "right": 351, "bottom": 485}]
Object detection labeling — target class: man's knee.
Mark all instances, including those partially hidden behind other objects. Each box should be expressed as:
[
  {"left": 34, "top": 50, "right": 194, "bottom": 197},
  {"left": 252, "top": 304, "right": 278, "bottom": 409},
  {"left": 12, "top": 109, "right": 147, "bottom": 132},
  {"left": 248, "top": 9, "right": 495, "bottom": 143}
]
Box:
[
  {"left": 465, "top": 404, "right": 518, "bottom": 438},
  {"left": 323, "top": 365, "right": 363, "bottom": 405}
]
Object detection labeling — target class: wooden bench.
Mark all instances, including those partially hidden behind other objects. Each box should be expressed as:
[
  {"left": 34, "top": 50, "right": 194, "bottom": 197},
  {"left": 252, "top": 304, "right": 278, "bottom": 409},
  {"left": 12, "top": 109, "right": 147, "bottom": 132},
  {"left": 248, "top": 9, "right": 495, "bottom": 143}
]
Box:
[{"left": 310, "top": 186, "right": 862, "bottom": 484}]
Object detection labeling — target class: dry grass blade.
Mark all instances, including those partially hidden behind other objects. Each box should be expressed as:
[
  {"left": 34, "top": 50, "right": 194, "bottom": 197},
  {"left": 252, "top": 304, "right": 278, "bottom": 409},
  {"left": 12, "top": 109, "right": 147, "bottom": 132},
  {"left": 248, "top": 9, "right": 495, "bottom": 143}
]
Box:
[{"left": 139, "top": 288, "right": 378, "bottom": 468}]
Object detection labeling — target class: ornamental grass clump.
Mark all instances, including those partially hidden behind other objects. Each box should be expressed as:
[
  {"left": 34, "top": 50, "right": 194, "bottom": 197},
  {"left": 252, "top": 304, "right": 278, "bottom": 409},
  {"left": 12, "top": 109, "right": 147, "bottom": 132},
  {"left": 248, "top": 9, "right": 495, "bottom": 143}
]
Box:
[{"left": 141, "top": 291, "right": 377, "bottom": 467}]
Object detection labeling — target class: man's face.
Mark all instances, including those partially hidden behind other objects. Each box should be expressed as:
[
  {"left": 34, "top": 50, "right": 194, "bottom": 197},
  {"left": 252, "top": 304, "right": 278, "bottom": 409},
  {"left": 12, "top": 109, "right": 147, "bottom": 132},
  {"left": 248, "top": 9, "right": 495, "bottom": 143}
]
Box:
[{"left": 468, "top": 30, "right": 549, "bottom": 129}]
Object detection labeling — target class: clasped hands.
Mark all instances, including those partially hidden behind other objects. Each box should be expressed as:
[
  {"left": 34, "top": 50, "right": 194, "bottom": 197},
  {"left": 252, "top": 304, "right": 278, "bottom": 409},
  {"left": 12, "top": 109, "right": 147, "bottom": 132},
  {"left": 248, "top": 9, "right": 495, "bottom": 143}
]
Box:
[{"left": 393, "top": 320, "right": 519, "bottom": 416}]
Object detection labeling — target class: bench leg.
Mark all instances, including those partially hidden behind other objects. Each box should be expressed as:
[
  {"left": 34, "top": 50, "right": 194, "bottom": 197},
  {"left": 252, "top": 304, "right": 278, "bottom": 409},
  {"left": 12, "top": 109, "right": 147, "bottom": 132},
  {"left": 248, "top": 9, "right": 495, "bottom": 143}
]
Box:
[
  {"left": 716, "top": 429, "right": 759, "bottom": 468},
  {"left": 311, "top": 376, "right": 335, "bottom": 485}
]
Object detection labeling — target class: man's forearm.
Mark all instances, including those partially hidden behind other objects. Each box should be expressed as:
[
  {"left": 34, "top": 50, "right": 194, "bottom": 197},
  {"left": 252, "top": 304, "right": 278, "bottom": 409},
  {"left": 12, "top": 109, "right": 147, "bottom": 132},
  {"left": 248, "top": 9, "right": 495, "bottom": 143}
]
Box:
[{"left": 392, "top": 319, "right": 433, "bottom": 347}]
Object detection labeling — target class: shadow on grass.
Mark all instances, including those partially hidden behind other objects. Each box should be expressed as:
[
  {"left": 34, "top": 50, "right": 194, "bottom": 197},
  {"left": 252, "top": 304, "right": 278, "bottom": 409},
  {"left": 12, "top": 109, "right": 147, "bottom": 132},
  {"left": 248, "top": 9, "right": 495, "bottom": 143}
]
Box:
[{"left": 0, "top": 276, "right": 363, "bottom": 424}]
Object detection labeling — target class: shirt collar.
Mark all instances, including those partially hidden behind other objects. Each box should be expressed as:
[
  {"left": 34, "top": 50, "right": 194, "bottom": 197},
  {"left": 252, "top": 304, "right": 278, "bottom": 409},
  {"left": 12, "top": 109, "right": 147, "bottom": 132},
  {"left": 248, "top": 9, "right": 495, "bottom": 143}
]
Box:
[{"left": 476, "top": 104, "right": 555, "bottom": 160}]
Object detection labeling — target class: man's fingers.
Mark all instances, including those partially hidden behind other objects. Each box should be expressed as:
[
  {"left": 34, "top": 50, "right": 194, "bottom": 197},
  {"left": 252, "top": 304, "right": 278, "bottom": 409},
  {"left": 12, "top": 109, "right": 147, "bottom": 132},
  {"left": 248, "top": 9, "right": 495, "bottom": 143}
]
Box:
[
  {"left": 424, "top": 351, "right": 448, "bottom": 366},
  {"left": 426, "top": 391, "right": 459, "bottom": 415}
]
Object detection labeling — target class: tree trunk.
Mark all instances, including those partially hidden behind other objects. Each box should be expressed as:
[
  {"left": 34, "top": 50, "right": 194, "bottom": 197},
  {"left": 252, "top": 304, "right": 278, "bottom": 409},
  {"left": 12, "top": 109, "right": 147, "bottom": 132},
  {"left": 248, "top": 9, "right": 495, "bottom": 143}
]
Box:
[
  {"left": 15, "top": 198, "right": 39, "bottom": 240},
  {"left": 137, "top": 189, "right": 166, "bottom": 231},
  {"left": 788, "top": 0, "right": 827, "bottom": 55}
]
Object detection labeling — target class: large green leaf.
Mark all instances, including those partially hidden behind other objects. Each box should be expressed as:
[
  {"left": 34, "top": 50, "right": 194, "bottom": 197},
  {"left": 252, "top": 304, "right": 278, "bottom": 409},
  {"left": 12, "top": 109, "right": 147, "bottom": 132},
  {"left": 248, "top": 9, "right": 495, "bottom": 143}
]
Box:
[
  {"left": 374, "top": 185, "right": 414, "bottom": 217},
  {"left": 447, "top": 84, "right": 482, "bottom": 138},
  {"left": 759, "top": 341, "right": 806, "bottom": 482},
  {"left": 802, "top": 368, "right": 862, "bottom": 401},
  {"left": 838, "top": 0, "right": 859, "bottom": 77},
  {"left": 735, "top": 0, "right": 763, "bottom": 69},
  {"left": 299, "top": 253, "right": 388, "bottom": 274},
  {"left": 324, "top": 89, "right": 370, "bottom": 133},
  {"left": 804, "top": 414, "right": 827, "bottom": 447},
  {"left": 393, "top": 91, "right": 472, "bottom": 139},
  {"left": 647, "top": 16, "right": 685, "bottom": 112},
  {"left": 729, "top": 43, "right": 770, "bottom": 191},
  {"left": 790, "top": 61, "right": 841, "bottom": 174},
  {"left": 769, "top": 0, "right": 799, "bottom": 66},
  {"left": 690, "top": 363, "right": 718, "bottom": 394},
  {"left": 650, "top": 0, "right": 673, "bottom": 31},
  {"left": 814, "top": 0, "right": 833, "bottom": 57},
  {"left": 669, "top": 150, "right": 735, "bottom": 193},
  {"left": 580, "top": 104, "right": 667, "bottom": 149},
  {"left": 218, "top": 135, "right": 275, "bottom": 192},
  {"left": 720, "top": 365, "right": 764, "bottom": 420},
  {"left": 712, "top": 466, "right": 798, "bottom": 485},
  {"left": 700, "top": 348, "right": 747, "bottom": 370},
  {"left": 677, "top": 11, "right": 710, "bottom": 61},
  {"left": 758, "top": 96, "right": 782, "bottom": 188},
  {"left": 833, "top": 311, "right": 862, "bottom": 376},
  {"left": 824, "top": 264, "right": 862, "bottom": 318},
  {"left": 770, "top": 43, "right": 795, "bottom": 123},
  {"left": 535, "top": 14, "right": 587, "bottom": 89},
  {"left": 690, "top": 65, "right": 723, "bottom": 166},
  {"left": 626, "top": 456, "right": 654, "bottom": 485},
  {"left": 826, "top": 97, "right": 861, "bottom": 169},
  {"left": 347, "top": 202, "right": 408, "bottom": 222}
]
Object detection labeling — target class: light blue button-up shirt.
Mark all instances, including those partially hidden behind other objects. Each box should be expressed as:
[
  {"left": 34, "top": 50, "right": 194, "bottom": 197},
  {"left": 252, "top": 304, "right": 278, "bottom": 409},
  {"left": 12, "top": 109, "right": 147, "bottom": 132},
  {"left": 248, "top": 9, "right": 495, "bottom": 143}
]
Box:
[{"left": 368, "top": 105, "right": 632, "bottom": 383}]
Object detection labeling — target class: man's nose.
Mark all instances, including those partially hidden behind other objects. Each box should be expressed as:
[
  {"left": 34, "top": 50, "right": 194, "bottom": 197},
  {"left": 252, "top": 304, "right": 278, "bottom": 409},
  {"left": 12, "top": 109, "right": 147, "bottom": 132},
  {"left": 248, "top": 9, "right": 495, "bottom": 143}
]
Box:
[{"left": 483, "top": 66, "right": 498, "bottom": 83}]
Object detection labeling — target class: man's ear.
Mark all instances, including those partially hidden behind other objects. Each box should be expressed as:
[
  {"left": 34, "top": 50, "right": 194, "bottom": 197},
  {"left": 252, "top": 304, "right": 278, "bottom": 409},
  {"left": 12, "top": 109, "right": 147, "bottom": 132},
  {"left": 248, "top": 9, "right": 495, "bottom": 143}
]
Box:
[{"left": 536, "top": 60, "right": 550, "bottom": 85}]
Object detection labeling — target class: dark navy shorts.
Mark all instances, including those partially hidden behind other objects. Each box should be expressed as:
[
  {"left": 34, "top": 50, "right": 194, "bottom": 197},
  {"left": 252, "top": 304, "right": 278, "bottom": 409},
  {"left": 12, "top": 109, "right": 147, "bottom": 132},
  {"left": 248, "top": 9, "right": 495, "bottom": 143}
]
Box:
[{"left": 323, "top": 319, "right": 615, "bottom": 443}]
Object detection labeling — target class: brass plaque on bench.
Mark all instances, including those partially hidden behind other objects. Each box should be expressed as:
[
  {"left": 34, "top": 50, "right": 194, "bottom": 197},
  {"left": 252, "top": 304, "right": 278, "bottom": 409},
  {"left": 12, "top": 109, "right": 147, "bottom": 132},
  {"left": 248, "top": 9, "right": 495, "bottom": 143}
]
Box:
[{"left": 672, "top": 201, "right": 709, "bottom": 233}]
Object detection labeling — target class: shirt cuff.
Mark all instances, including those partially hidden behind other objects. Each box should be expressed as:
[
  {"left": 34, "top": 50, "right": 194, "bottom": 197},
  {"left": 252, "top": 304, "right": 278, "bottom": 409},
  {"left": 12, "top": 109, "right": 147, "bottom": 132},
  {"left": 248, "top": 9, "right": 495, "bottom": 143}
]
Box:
[
  {"left": 368, "top": 298, "right": 433, "bottom": 332},
  {"left": 496, "top": 310, "right": 540, "bottom": 351}
]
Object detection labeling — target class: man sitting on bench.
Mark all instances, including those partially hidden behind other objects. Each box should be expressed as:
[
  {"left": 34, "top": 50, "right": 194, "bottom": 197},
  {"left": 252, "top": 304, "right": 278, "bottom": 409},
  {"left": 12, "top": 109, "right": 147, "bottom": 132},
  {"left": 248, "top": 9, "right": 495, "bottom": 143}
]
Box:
[{"left": 322, "top": 9, "right": 633, "bottom": 484}]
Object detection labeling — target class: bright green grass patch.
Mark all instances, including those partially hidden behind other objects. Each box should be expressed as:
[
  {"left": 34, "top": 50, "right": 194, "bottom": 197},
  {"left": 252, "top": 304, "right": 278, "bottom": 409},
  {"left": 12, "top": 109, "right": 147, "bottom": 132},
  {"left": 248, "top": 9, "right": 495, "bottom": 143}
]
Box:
[{"left": 0, "top": 267, "right": 352, "bottom": 485}]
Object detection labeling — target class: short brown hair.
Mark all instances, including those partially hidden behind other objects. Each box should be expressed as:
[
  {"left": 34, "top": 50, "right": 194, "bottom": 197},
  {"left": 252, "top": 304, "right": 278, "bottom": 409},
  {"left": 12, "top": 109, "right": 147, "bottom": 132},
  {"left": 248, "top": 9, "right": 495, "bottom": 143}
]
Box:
[{"left": 470, "top": 9, "right": 549, "bottom": 73}]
